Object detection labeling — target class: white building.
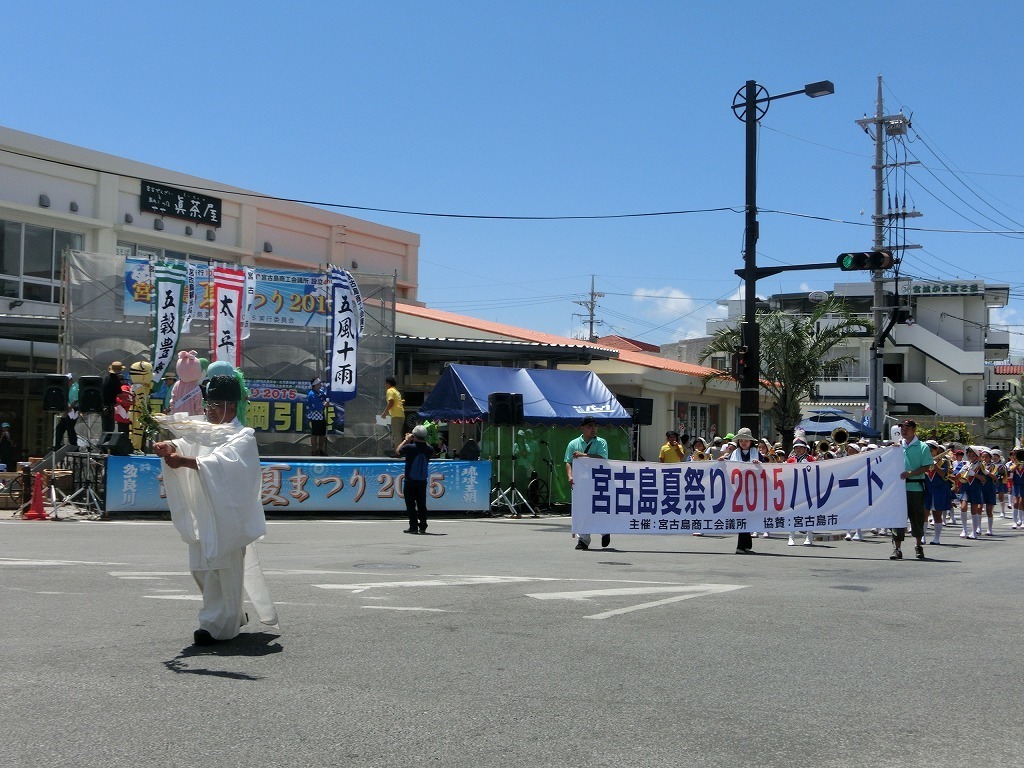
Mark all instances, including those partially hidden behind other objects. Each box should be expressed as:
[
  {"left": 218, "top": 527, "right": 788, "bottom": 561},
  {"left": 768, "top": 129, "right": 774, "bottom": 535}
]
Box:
[{"left": 694, "top": 278, "right": 1010, "bottom": 432}]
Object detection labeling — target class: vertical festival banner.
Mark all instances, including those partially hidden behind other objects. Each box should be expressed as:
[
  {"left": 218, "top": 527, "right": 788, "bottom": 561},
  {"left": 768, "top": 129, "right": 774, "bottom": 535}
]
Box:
[
  {"left": 328, "top": 267, "right": 361, "bottom": 403},
  {"left": 180, "top": 262, "right": 198, "bottom": 333},
  {"left": 242, "top": 266, "right": 256, "bottom": 340},
  {"left": 211, "top": 266, "right": 245, "bottom": 367},
  {"left": 151, "top": 262, "right": 187, "bottom": 379}
]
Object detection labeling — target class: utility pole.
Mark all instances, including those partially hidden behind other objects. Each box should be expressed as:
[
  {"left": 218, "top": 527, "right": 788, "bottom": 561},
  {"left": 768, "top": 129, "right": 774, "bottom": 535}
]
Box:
[
  {"left": 573, "top": 274, "right": 604, "bottom": 341},
  {"left": 856, "top": 76, "right": 918, "bottom": 434}
]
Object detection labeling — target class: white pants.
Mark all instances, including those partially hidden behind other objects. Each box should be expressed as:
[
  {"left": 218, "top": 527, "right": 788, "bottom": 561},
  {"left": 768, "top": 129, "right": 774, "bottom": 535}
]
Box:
[{"left": 192, "top": 545, "right": 279, "bottom": 640}]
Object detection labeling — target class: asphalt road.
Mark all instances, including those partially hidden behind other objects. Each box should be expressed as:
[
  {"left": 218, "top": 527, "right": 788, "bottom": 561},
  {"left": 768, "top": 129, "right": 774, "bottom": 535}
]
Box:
[{"left": 2, "top": 511, "right": 1022, "bottom": 768}]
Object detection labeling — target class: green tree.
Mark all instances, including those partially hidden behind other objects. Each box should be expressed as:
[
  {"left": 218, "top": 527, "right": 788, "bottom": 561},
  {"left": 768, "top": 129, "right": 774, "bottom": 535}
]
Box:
[
  {"left": 700, "top": 298, "right": 872, "bottom": 453},
  {"left": 988, "top": 378, "right": 1024, "bottom": 442}
]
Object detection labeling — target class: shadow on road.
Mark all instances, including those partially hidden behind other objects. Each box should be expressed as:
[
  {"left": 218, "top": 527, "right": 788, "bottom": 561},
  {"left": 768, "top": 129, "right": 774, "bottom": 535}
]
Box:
[{"left": 163, "top": 631, "right": 283, "bottom": 679}]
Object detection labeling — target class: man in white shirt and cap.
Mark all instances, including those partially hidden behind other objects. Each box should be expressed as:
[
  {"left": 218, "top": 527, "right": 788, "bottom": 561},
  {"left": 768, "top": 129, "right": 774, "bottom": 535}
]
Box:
[{"left": 154, "top": 374, "right": 278, "bottom": 646}]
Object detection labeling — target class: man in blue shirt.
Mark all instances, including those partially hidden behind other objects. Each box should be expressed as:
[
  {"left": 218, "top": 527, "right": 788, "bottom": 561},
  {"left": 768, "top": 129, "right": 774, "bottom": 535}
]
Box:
[
  {"left": 399, "top": 425, "right": 435, "bottom": 534},
  {"left": 566, "top": 416, "right": 610, "bottom": 551},
  {"left": 306, "top": 378, "right": 328, "bottom": 456},
  {"left": 894, "top": 419, "right": 934, "bottom": 560}
]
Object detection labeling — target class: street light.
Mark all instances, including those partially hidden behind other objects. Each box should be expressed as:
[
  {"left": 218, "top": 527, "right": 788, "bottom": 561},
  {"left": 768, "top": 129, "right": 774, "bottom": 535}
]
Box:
[{"left": 731, "top": 79, "right": 834, "bottom": 436}]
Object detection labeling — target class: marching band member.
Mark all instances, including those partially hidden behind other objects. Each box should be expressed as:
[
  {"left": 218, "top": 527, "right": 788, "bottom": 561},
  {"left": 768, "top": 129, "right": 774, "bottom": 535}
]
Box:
[
  {"left": 1010, "top": 447, "right": 1024, "bottom": 529},
  {"left": 979, "top": 448, "right": 998, "bottom": 536},
  {"left": 991, "top": 448, "right": 1009, "bottom": 517},
  {"left": 958, "top": 447, "right": 984, "bottom": 539},
  {"left": 689, "top": 437, "right": 710, "bottom": 462},
  {"left": 786, "top": 436, "right": 815, "bottom": 546},
  {"left": 949, "top": 447, "right": 967, "bottom": 527},
  {"left": 923, "top": 441, "right": 952, "bottom": 545}
]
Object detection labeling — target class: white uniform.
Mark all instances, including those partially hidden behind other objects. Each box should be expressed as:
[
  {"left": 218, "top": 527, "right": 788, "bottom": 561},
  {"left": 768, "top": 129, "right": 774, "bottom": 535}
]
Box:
[{"left": 159, "top": 414, "right": 279, "bottom": 640}]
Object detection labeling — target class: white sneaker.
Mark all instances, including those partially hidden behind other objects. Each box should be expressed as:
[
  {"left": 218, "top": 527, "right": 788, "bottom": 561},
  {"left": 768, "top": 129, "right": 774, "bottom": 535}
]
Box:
[
  {"left": 851, "top": 532, "right": 862, "bottom": 541},
  {"left": 844, "top": 533, "right": 852, "bottom": 541},
  {"left": 1012, "top": 524, "right": 1018, "bottom": 530},
  {"left": 960, "top": 532, "right": 967, "bottom": 538},
  {"left": 803, "top": 535, "right": 813, "bottom": 546},
  {"left": 787, "top": 536, "right": 797, "bottom": 546},
  {"left": 967, "top": 533, "right": 978, "bottom": 540},
  {"left": 985, "top": 531, "right": 994, "bottom": 536},
  {"left": 930, "top": 538, "right": 940, "bottom": 545},
  {"left": 870, "top": 528, "right": 879, "bottom": 535},
  {"left": 761, "top": 532, "right": 770, "bottom": 538}
]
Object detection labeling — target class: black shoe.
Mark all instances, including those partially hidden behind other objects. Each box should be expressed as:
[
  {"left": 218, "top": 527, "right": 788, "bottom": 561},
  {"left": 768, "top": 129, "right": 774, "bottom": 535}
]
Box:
[
  {"left": 735, "top": 548, "right": 749, "bottom": 554},
  {"left": 575, "top": 539, "right": 589, "bottom": 550},
  {"left": 193, "top": 629, "right": 218, "bottom": 646},
  {"left": 419, "top": 527, "right": 427, "bottom": 534},
  {"left": 601, "top": 534, "right": 611, "bottom": 548},
  {"left": 890, "top": 547, "right": 903, "bottom": 560},
  {"left": 403, "top": 527, "right": 419, "bottom": 534},
  {"left": 915, "top": 544, "right": 925, "bottom": 559}
]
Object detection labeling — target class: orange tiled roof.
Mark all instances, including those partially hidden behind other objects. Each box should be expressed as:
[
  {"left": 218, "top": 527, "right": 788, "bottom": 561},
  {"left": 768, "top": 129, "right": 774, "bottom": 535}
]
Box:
[
  {"left": 396, "top": 303, "right": 717, "bottom": 378},
  {"left": 994, "top": 365, "right": 1024, "bottom": 375},
  {"left": 594, "top": 334, "right": 662, "bottom": 354}
]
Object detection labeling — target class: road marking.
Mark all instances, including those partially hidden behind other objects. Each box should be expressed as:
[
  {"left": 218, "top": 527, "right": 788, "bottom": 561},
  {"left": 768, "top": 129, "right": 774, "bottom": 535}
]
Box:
[
  {"left": 363, "top": 606, "right": 455, "bottom": 613},
  {"left": 527, "top": 583, "right": 746, "bottom": 619},
  {"left": 0, "top": 558, "right": 128, "bottom": 567},
  {"left": 144, "top": 594, "right": 202, "bottom": 601},
  {"left": 314, "top": 575, "right": 559, "bottom": 592}
]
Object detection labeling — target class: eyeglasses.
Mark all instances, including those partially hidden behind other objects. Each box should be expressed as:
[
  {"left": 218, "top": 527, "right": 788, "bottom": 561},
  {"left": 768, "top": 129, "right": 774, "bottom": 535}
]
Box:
[{"left": 203, "top": 401, "right": 228, "bottom": 412}]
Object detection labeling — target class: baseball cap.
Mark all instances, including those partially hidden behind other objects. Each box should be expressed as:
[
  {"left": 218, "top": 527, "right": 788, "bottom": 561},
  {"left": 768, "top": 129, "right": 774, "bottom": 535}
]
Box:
[
  {"left": 412, "top": 425, "right": 428, "bottom": 439},
  {"left": 899, "top": 419, "right": 917, "bottom": 428}
]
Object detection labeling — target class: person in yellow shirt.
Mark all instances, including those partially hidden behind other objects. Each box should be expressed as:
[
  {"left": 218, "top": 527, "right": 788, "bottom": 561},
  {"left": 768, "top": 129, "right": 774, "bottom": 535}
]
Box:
[{"left": 381, "top": 376, "right": 406, "bottom": 455}]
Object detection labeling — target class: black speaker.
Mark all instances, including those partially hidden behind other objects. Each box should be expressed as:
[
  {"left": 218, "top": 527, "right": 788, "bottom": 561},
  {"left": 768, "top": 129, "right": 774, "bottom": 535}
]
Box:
[
  {"left": 78, "top": 375, "right": 103, "bottom": 413},
  {"left": 488, "top": 392, "right": 524, "bottom": 426},
  {"left": 43, "top": 374, "right": 69, "bottom": 411},
  {"left": 631, "top": 397, "right": 654, "bottom": 426},
  {"left": 100, "top": 431, "right": 132, "bottom": 456}
]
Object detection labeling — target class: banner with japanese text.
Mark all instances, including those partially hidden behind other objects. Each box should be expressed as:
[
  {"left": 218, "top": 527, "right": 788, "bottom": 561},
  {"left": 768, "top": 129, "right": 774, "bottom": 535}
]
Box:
[
  {"left": 104, "top": 455, "right": 491, "bottom": 513},
  {"left": 328, "top": 267, "right": 361, "bottom": 402},
  {"left": 150, "top": 262, "right": 186, "bottom": 379},
  {"left": 211, "top": 266, "right": 244, "bottom": 366},
  {"left": 570, "top": 448, "right": 907, "bottom": 534}
]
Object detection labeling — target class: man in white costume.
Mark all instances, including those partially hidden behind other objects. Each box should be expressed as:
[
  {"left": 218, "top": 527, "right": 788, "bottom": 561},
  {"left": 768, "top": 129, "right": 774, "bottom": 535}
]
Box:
[{"left": 153, "top": 374, "right": 278, "bottom": 646}]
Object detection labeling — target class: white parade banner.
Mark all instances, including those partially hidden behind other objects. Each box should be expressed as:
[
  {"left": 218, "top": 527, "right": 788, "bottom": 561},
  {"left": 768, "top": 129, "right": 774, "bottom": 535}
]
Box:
[{"left": 571, "top": 447, "right": 908, "bottom": 535}]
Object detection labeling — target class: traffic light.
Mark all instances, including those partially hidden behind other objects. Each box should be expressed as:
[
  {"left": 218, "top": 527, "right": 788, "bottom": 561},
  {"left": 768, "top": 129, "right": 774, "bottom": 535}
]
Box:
[
  {"left": 836, "top": 251, "right": 894, "bottom": 271},
  {"left": 731, "top": 347, "right": 748, "bottom": 379}
]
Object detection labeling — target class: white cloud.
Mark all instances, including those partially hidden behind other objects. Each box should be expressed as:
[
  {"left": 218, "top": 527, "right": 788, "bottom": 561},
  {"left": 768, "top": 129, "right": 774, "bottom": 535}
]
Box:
[{"left": 632, "top": 286, "right": 729, "bottom": 341}]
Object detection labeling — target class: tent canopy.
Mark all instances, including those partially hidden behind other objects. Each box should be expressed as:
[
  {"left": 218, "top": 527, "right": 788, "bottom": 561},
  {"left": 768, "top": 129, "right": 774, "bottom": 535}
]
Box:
[
  {"left": 418, "top": 363, "right": 633, "bottom": 425},
  {"left": 796, "top": 414, "right": 881, "bottom": 439}
]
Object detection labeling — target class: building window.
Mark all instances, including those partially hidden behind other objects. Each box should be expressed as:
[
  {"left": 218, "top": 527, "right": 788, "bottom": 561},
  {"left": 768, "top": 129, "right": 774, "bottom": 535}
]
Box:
[{"left": 0, "top": 220, "right": 83, "bottom": 303}]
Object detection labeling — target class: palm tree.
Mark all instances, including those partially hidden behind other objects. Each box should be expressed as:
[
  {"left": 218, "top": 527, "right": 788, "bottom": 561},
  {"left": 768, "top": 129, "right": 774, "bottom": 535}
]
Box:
[
  {"left": 989, "top": 378, "right": 1024, "bottom": 443},
  {"left": 700, "top": 297, "right": 872, "bottom": 453}
]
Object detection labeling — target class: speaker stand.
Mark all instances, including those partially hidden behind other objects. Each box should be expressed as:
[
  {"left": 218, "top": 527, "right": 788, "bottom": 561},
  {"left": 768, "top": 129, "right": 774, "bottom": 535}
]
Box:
[{"left": 51, "top": 453, "right": 105, "bottom": 520}]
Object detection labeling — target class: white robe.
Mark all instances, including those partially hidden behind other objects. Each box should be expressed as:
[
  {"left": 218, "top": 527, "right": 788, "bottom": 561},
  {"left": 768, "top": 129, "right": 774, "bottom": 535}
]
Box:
[{"left": 157, "top": 413, "right": 279, "bottom": 639}]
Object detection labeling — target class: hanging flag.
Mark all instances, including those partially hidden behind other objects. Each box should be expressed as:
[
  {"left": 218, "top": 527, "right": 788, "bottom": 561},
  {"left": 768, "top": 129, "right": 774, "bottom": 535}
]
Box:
[
  {"left": 180, "top": 263, "right": 198, "bottom": 333},
  {"left": 327, "top": 267, "right": 361, "bottom": 402},
  {"left": 151, "top": 262, "right": 187, "bottom": 379},
  {"left": 242, "top": 266, "right": 256, "bottom": 340},
  {"left": 211, "top": 266, "right": 245, "bottom": 367}
]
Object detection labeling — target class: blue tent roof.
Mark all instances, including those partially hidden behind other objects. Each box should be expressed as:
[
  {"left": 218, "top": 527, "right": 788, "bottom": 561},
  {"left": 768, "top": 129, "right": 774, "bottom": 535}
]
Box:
[
  {"left": 796, "top": 414, "right": 881, "bottom": 438},
  {"left": 418, "top": 363, "right": 633, "bottom": 425}
]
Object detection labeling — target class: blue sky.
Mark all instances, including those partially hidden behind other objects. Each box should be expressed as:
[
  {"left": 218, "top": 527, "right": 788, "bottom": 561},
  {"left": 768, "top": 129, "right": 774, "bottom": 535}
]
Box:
[{"left": 5, "top": 2, "right": 1022, "bottom": 353}]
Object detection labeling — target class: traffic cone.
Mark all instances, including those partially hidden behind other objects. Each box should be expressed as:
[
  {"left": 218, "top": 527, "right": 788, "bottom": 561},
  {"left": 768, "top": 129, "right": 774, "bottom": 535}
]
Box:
[{"left": 23, "top": 471, "right": 48, "bottom": 520}]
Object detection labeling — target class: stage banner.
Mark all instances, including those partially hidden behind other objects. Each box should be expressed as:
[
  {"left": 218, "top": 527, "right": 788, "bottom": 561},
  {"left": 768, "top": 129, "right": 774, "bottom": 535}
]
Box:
[
  {"left": 124, "top": 258, "right": 329, "bottom": 327},
  {"left": 211, "top": 266, "right": 244, "bottom": 366},
  {"left": 328, "top": 267, "right": 361, "bottom": 402},
  {"left": 571, "top": 447, "right": 907, "bottom": 535},
  {"left": 104, "top": 455, "right": 491, "bottom": 513}
]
